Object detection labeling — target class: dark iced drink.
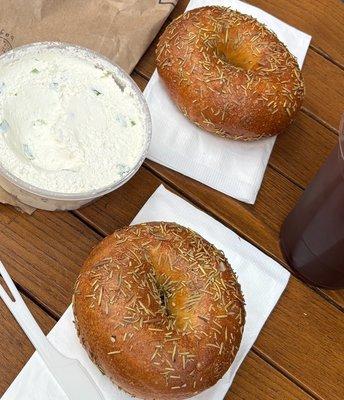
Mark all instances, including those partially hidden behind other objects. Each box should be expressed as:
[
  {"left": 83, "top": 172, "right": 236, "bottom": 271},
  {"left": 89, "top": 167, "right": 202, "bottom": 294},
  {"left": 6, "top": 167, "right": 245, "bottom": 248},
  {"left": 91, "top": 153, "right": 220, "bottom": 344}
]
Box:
[{"left": 280, "top": 116, "right": 344, "bottom": 289}]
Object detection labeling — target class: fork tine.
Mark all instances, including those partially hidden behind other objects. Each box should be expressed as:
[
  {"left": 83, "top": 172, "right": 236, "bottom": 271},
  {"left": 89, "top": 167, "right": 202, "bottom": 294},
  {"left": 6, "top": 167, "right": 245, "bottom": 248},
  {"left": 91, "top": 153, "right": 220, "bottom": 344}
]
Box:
[
  {"left": 0, "top": 261, "right": 105, "bottom": 400},
  {"left": 0, "top": 285, "right": 14, "bottom": 307},
  {"left": 0, "top": 261, "right": 21, "bottom": 303}
]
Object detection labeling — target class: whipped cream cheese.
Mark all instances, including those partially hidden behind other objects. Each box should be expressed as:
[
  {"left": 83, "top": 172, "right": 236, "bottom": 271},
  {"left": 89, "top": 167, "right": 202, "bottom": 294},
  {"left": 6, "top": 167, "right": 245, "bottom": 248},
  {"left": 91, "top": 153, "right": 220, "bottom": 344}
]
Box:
[{"left": 0, "top": 45, "right": 148, "bottom": 194}]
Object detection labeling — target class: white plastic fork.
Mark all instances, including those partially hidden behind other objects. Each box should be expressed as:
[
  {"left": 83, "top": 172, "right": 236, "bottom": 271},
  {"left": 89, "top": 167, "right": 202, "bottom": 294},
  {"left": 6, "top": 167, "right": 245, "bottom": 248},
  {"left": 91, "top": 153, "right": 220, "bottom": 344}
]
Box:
[{"left": 0, "top": 261, "right": 105, "bottom": 400}]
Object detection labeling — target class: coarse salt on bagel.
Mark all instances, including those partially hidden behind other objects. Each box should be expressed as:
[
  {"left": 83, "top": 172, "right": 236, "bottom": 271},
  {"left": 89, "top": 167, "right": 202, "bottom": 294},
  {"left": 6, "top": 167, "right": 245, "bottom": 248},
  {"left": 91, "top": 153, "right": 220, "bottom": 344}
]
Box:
[
  {"left": 73, "top": 222, "right": 245, "bottom": 400},
  {"left": 156, "top": 6, "right": 305, "bottom": 141}
]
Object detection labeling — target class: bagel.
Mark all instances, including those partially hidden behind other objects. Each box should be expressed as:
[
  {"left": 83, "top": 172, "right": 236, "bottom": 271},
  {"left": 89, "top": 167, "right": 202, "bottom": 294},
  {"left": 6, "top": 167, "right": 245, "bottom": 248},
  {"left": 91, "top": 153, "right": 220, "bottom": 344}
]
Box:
[
  {"left": 156, "top": 6, "right": 305, "bottom": 141},
  {"left": 73, "top": 222, "right": 245, "bottom": 399}
]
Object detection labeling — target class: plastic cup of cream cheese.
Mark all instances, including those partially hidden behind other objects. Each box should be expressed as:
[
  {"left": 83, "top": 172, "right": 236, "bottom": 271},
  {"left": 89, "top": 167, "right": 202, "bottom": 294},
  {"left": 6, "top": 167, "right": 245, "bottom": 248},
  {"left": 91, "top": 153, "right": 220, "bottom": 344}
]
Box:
[{"left": 0, "top": 42, "right": 151, "bottom": 211}]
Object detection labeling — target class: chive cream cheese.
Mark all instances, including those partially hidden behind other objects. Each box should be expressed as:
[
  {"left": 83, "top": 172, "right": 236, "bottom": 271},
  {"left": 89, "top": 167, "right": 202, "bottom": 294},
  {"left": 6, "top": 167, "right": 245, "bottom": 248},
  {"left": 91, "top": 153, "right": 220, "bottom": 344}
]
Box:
[{"left": 0, "top": 45, "right": 147, "bottom": 194}]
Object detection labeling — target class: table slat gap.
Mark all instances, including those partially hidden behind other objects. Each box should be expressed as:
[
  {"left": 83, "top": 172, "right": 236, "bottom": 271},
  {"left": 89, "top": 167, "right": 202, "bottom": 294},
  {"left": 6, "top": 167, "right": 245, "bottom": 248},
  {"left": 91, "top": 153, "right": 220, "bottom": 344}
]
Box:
[
  {"left": 71, "top": 210, "right": 108, "bottom": 237},
  {"left": 300, "top": 107, "right": 339, "bottom": 136},
  {"left": 309, "top": 44, "right": 344, "bottom": 71},
  {"left": 251, "top": 348, "right": 323, "bottom": 400}
]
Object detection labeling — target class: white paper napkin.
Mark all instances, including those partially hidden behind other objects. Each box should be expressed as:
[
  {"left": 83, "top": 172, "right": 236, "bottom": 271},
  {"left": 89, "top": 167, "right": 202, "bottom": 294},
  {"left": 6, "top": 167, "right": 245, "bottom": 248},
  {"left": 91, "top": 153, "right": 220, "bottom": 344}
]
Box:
[
  {"left": 3, "top": 185, "right": 290, "bottom": 400},
  {"left": 145, "top": 0, "right": 311, "bottom": 204}
]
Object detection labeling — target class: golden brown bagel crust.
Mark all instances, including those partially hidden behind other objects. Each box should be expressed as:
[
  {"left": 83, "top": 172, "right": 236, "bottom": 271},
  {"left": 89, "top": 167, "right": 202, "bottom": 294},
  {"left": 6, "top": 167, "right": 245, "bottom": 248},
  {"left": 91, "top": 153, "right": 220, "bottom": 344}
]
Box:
[
  {"left": 73, "top": 222, "right": 245, "bottom": 400},
  {"left": 156, "top": 6, "right": 305, "bottom": 141}
]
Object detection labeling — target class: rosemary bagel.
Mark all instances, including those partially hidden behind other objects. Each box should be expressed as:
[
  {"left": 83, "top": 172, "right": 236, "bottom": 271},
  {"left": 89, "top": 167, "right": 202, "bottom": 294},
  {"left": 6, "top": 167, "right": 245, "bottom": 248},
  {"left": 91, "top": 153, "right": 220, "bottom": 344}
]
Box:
[
  {"left": 156, "top": 6, "right": 305, "bottom": 141},
  {"left": 73, "top": 222, "right": 245, "bottom": 399}
]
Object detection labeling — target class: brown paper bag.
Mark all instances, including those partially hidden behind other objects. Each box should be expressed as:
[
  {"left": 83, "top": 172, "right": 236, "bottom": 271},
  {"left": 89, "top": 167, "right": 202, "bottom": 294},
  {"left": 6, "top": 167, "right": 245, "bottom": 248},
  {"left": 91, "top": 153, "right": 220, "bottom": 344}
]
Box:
[
  {"left": 0, "top": 0, "right": 177, "bottom": 213},
  {"left": 0, "top": 0, "right": 177, "bottom": 72}
]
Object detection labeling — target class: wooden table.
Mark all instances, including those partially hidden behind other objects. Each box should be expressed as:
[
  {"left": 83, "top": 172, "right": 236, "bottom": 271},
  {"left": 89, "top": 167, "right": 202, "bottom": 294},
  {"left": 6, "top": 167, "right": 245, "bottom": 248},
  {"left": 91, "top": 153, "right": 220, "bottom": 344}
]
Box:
[{"left": 1, "top": 1, "right": 343, "bottom": 399}]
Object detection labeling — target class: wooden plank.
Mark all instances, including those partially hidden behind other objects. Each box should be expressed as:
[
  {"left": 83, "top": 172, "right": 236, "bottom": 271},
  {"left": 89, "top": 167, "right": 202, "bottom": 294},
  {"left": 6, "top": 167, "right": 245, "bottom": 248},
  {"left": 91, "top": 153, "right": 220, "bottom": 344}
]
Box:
[
  {"left": 255, "top": 277, "right": 344, "bottom": 400},
  {"left": 0, "top": 203, "right": 20, "bottom": 225},
  {"left": 147, "top": 165, "right": 301, "bottom": 254},
  {"left": 246, "top": 0, "right": 344, "bottom": 66},
  {"left": 74, "top": 168, "right": 158, "bottom": 236},
  {"left": 0, "top": 293, "right": 55, "bottom": 396},
  {"left": 228, "top": 352, "right": 314, "bottom": 400},
  {"left": 302, "top": 50, "right": 344, "bottom": 130},
  {"left": 135, "top": 4, "right": 344, "bottom": 131},
  {"left": 76, "top": 168, "right": 344, "bottom": 400},
  {"left": 0, "top": 209, "right": 100, "bottom": 317},
  {"left": 75, "top": 169, "right": 162, "bottom": 234},
  {"left": 0, "top": 296, "right": 314, "bottom": 400},
  {"left": 272, "top": 113, "right": 337, "bottom": 188}
]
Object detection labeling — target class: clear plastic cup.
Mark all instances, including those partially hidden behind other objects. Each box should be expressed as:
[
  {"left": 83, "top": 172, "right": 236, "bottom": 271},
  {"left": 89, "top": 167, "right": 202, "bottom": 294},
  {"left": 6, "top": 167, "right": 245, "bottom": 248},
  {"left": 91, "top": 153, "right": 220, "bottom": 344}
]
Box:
[
  {"left": 0, "top": 42, "right": 152, "bottom": 211},
  {"left": 339, "top": 113, "right": 344, "bottom": 177},
  {"left": 280, "top": 114, "right": 344, "bottom": 289}
]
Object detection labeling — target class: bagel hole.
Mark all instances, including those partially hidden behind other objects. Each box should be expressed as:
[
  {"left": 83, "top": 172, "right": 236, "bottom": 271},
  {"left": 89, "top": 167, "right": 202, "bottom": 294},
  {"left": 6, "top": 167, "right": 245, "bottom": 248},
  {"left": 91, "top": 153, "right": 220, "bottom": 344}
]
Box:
[
  {"left": 217, "top": 46, "right": 257, "bottom": 71},
  {"left": 217, "top": 48, "right": 245, "bottom": 69},
  {"left": 217, "top": 49, "right": 228, "bottom": 63},
  {"left": 159, "top": 287, "right": 171, "bottom": 316}
]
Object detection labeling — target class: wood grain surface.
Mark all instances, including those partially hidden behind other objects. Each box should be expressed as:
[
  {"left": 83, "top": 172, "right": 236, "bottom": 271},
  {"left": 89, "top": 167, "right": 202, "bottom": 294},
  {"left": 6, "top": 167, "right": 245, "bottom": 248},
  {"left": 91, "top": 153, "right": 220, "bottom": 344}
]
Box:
[
  {"left": 0, "top": 292, "right": 55, "bottom": 396},
  {"left": 246, "top": 0, "right": 344, "bottom": 66},
  {"left": 0, "top": 0, "right": 343, "bottom": 399},
  {"left": 228, "top": 352, "right": 315, "bottom": 400},
  {"left": 0, "top": 207, "right": 100, "bottom": 316}
]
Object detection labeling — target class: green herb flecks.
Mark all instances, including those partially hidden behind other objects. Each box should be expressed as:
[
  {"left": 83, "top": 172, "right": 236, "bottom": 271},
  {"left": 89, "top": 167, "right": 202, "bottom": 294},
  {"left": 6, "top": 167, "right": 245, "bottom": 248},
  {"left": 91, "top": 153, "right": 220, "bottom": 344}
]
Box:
[
  {"left": 33, "top": 119, "right": 47, "bottom": 126},
  {"left": 0, "top": 120, "right": 9, "bottom": 134},
  {"left": 102, "top": 71, "right": 112, "bottom": 78},
  {"left": 117, "top": 163, "right": 130, "bottom": 178},
  {"left": 31, "top": 68, "right": 39, "bottom": 74},
  {"left": 92, "top": 88, "right": 102, "bottom": 96},
  {"left": 50, "top": 82, "right": 59, "bottom": 90},
  {"left": 23, "top": 144, "right": 34, "bottom": 160},
  {"left": 116, "top": 114, "right": 127, "bottom": 127}
]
